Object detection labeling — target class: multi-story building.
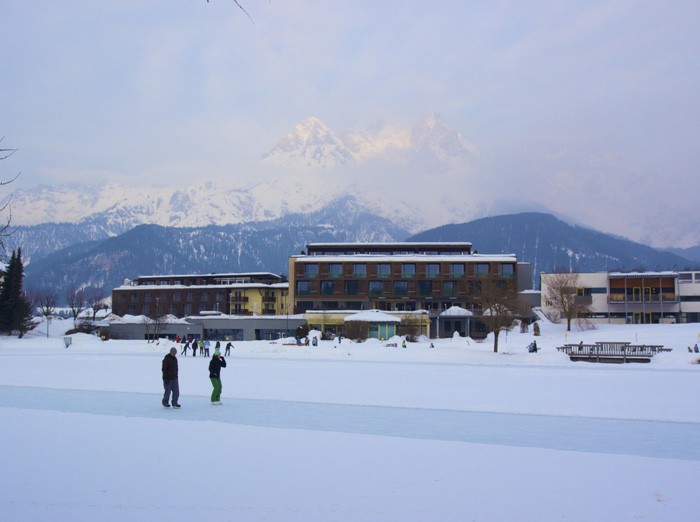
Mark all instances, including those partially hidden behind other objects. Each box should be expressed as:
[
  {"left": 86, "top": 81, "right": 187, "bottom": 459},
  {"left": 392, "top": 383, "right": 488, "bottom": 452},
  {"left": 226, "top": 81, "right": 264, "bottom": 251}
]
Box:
[
  {"left": 541, "top": 270, "right": 700, "bottom": 324},
  {"left": 288, "top": 242, "right": 522, "bottom": 336},
  {"left": 112, "top": 272, "right": 289, "bottom": 318}
]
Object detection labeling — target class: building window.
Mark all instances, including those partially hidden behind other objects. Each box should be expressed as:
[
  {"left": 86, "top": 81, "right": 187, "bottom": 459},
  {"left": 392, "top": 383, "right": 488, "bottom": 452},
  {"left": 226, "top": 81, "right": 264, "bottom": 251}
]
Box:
[
  {"left": 144, "top": 293, "right": 152, "bottom": 303},
  {"left": 329, "top": 263, "right": 343, "bottom": 278},
  {"left": 500, "top": 264, "right": 514, "bottom": 278},
  {"left": 443, "top": 281, "right": 456, "bottom": 297},
  {"left": 320, "top": 280, "right": 335, "bottom": 296},
  {"left": 679, "top": 273, "right": 693, "bottom": 283},
  {"left": 401, "top": 264, "right": 416, "bottom": 278},
  {"left": 296, "top": 281, "right": 311, "bottom": 296},
  {"left": 201, "top": 291, "right": 209, "bottom": 301},
  {"left": 304, "top": 264, "right": 319, "bottom": 278},
  {"left": 184, "top": 303, "right": 192, "bottom": 315},
  {"left": 394, "top": 280, "right": 408, "bottom": 296},
  {"left": 377, "top": 264, "right": 391, "bottom": 279},
  {"left": 418, "top": 281, "right": 433, "bottom": 296},
  {"left": 353, "top": 264, "right": 367, "bottom": 278},
  {"left": 369, "top": 281, "right": 384, "bottom": 296},
  {"left": 173, "top": 292, "right": 181, "bottom": 302},
  {"left": 475, "top": 264, "right": 489, "bottom": 278},
  {"left": 186, "top": 292, "right": 194, "bottom": 302},
  {"left": 426, "top": 264, "right": 440, "bottom": 279},
  {"left": 141, "top": 304, "right": 150, "bottom": 315},
  {"left": 345, "top": 280, "right": 359, "bottom": 295},
  {"left": 451, "top": 263, "right": 465, "bottom": 278}
]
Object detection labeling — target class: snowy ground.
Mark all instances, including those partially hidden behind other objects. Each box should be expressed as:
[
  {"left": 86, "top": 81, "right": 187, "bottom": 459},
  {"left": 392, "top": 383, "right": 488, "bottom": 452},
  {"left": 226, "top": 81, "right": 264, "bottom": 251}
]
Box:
[{"left": 1, "top": 319, "right": 699, "bottom": 521}]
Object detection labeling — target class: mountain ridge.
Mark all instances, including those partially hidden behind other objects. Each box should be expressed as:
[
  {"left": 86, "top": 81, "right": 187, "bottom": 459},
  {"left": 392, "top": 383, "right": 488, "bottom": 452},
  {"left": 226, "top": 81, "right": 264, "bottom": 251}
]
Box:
[{"left": 16, "top": 210, "right": 698, "bottom": 304}]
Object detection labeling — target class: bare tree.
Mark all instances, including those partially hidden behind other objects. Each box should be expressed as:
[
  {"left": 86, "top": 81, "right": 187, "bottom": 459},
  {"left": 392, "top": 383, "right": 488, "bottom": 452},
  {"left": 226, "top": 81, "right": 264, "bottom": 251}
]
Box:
[
  {"left": 542, "top": 272, "right": 592, "bottom": 331},
  {"left": 475, "top": 275, "right": 520, "bottom": 353},
  {"left": 0, "top": 138, "right": 20, "bottom": 253},
  {"left": 344, "top": 320, "right": 368, "bottom": 342},
  {"left": 65, "top": 286, "right": 86, "bottom": 326},
  {"left": 398, "top": 313, "right": 422, "bottom": 342},
  {"left": 206, "top": 0, "right": 253, "bottom": 23},
  {"left": 85, "top": 288, "right": 107, "bottom": 322},
  {"left": 34, "top": 286, "right": 58, "bottom": 338}
]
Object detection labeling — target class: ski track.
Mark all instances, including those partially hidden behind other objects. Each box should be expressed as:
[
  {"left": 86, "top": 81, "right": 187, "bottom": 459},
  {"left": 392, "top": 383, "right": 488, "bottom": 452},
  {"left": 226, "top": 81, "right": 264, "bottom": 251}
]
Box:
[{"left": 2, "top": 384, "right": 699, "bottom": 461}]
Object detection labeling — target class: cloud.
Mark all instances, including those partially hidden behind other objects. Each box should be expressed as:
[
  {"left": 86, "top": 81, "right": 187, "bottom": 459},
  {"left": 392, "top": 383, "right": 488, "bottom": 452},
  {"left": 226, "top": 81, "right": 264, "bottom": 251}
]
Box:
[{"left": 1, "top": 0, "right": 698, "bottom": 245}]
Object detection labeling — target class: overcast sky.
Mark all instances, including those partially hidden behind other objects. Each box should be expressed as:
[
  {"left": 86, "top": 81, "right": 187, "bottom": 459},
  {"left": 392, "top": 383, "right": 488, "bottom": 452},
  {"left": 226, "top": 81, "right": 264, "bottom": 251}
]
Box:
[{"left": 1, "top": 1, "right": 698, "bottom": 245}]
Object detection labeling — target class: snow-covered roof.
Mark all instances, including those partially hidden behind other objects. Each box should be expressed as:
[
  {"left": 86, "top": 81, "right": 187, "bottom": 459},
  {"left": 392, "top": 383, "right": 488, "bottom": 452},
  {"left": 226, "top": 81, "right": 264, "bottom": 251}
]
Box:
[
  {"left": 293, "top": 254, "right": 516, "bottom": 263},
  {"left": 344, "top": 310, "right": 401, "bottom": 323},
  {"left": 136, "top": 271, "right": 281, "bottom": 279},
  {"left": 439, "top": 305, "right": 473, "bottom": 317},
  {"left": 116, "top": 282, "right": 288, "bottom": 290},
  {"left": 307, "top": 242, "right": 473, "bottom": 247},
  {"left": 609, "top": 271, "right": 677, "bottom": 277},
  {"left": 111, "top": 314, "right": 190, "bottom": 324}
]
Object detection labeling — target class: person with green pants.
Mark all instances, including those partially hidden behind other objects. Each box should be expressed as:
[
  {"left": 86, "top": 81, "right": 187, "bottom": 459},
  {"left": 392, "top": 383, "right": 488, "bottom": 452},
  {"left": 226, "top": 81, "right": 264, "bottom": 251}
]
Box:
[{"left": 208, "top": 350, "right": 227, "bottom": 405}]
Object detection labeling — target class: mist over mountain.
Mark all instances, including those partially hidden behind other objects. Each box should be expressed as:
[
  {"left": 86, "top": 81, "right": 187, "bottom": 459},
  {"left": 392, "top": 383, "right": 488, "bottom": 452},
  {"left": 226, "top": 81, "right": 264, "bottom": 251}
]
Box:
[
  {"left": 8, "top": 114, "right": 489, "bottom": 237},
  {"left": 6, "top": 113, "right": 699, "bottom": 292},
  {"left": 8, "top": 112, "right": 698, "bottom": 249},
  {"left": 409, "top": 213, "right": 698, "bottom": 288}
]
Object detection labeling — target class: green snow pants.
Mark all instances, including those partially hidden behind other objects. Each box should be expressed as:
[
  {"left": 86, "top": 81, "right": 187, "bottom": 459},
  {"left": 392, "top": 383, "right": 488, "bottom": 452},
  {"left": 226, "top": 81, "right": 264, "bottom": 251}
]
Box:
[{"left": 210, "top": 377, "right": 222, "bottom": 402}]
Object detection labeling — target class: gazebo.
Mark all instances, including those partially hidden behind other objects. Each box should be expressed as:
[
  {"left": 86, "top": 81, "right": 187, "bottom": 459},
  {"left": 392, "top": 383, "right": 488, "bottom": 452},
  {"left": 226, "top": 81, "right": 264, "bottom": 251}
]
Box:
[
  {"left": 345, "top": 309, "right": 401, "bottom": 340},
  {"left": 438, "top": 306, "right": 473, "bottom": 338}
]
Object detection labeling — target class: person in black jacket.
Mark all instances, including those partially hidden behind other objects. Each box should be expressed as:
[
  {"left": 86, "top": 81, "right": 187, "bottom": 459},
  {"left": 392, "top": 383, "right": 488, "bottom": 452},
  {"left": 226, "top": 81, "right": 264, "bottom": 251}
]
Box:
[
  {"left": 208, "top": 350, "right": 227, "bottom": 405},
  {"left": 162, "top": 347, "right": 181, "bottom": 408}
]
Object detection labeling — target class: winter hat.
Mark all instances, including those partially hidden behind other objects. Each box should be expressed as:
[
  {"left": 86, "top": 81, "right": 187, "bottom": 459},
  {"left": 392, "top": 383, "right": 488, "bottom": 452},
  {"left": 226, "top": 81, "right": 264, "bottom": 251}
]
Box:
[
  {"left": 214, "top": 349, "right": 221, "bottom": 356},
  {"left": 169, "top": 347, "right": 177, "bottom": 355}
]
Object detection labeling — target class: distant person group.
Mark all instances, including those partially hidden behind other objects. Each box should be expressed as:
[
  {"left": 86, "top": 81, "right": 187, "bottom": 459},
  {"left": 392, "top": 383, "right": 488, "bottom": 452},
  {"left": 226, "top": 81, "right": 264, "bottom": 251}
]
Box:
[
  {"left": 161, "top": 337, "right": 233, "bottom": 408},
  {"left": 178, "top": 336, "right": 233, "bottom": 357}
]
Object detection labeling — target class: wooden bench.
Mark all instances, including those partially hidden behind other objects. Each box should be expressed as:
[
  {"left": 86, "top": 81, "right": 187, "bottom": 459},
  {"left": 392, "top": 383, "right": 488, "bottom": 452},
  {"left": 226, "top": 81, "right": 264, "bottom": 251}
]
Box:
[{"left": 556, "top": 341, "right": 668, "bottom": 363}]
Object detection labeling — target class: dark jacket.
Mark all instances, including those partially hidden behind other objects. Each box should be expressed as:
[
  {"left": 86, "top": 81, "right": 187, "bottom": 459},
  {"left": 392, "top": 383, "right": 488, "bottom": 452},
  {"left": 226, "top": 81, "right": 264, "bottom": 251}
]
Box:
[
  {"left": 209, "top": 355, "right": 227, "bottom": 379},
  {"left": 162, "top": 354, "right": 178, "bottom": 381}
]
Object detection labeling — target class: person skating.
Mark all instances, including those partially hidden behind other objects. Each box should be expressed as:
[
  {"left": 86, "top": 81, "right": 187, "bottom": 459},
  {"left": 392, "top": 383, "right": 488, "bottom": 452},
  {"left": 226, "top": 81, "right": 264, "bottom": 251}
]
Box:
[
  {"left": 209, "top": 349, "right": 227, "bottom": 405},
  {"left": 162, "top": 347, "right": 181, "bottom": 408},
  {"left": 224, "top": 341, "right": 232, "bottom": 356}
]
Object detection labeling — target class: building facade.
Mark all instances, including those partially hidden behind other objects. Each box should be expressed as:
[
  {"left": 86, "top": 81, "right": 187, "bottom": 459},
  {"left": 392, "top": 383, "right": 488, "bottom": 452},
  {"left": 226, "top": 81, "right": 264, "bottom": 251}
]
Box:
[
  {"left": 541, "top": 270, "right": 700, "bottom": 324},
  {"left": 112, "top": 272, "right": 289, "bottom": 319},
  {"left": 289, "top": 242, "right": 521, "bottom": 337}
]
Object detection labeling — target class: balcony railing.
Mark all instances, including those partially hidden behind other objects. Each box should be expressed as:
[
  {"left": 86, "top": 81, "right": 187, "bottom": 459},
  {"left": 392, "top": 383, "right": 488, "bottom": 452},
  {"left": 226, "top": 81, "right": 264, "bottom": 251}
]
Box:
[{"left": 608, "top": 295, "right": 679, "bottom": 304}]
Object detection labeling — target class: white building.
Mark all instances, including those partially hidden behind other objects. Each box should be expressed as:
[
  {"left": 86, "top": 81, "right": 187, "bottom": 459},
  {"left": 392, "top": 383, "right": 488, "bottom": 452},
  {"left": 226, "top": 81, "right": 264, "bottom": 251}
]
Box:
[{"left": 541, "top": 270, "right": 700, "bottom": 325}]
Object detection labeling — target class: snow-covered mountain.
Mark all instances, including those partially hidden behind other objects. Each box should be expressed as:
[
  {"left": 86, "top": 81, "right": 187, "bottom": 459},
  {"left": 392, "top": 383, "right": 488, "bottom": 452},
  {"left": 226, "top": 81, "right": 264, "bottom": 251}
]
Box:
[
  {"left": 261, "top": 112, "right": 479, "bottom": 168},
  {"left": 260, "top": 117, "right": 355, "bottom": 168},
  {"left": 9, "top": 114, "right": 485, "bottom": 234}
]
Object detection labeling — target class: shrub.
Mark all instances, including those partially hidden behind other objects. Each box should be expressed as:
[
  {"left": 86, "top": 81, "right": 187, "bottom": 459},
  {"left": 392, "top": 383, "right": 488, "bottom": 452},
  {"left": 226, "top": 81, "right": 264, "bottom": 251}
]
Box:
[{"left": 344, "top": 321, "right": 369, "bottom": 341}]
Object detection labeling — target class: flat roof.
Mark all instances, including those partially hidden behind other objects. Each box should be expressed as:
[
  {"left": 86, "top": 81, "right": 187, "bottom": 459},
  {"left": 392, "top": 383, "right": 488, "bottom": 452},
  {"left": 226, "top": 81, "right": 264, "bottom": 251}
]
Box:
[
  {"left": 307, "top": 242, "right": 472, "bottom": 247},
  {"left": 135, "top": 272, "right": 281, "bottom": 279},
  {"left": 292, "top": 254, "right": 516, "bottom": 262}
]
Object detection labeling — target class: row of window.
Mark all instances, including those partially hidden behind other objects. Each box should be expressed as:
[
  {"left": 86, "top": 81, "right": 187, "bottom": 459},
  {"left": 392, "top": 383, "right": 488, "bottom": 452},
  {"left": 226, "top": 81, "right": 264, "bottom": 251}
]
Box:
[
  {"left": 296, "top": 279, "right": 470, "bottom": 297},
  {"left": 129, "top": 291, "right": 228, "bottom": 303},
  {"left": 300, "top": 262, "right": 514, "bottom": 279}
]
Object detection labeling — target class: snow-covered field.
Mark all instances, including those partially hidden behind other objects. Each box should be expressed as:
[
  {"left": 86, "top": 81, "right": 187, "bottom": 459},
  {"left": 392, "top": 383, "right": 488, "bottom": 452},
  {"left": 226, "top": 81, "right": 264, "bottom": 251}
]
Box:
[{"left": 1, "top": 319, "right": 699, "bottom": 521}]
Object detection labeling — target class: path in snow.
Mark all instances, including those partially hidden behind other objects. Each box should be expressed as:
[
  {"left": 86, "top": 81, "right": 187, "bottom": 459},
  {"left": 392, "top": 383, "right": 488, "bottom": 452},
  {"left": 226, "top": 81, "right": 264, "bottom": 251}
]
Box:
[{"left": 2, "top": 384, "right": 699, "bottom": 461}]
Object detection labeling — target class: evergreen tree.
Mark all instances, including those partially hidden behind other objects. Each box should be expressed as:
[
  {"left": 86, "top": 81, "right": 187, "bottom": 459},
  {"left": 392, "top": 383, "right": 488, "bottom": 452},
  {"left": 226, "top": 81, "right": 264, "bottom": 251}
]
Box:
[
  {"left": 0, "top": 250, "right": 18, "bottom": 334},
  {"left": 0, "top": 248, "right": 33, "bottom": 336},
  {"left": 16, "top": 292, "right": 34, "bottom": 338}
]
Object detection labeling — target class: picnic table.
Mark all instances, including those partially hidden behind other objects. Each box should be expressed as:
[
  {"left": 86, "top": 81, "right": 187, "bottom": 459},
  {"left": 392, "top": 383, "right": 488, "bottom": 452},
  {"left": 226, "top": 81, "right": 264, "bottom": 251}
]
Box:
[{"left": 556, "top": 341, "right": 669, "bottom": 363}]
